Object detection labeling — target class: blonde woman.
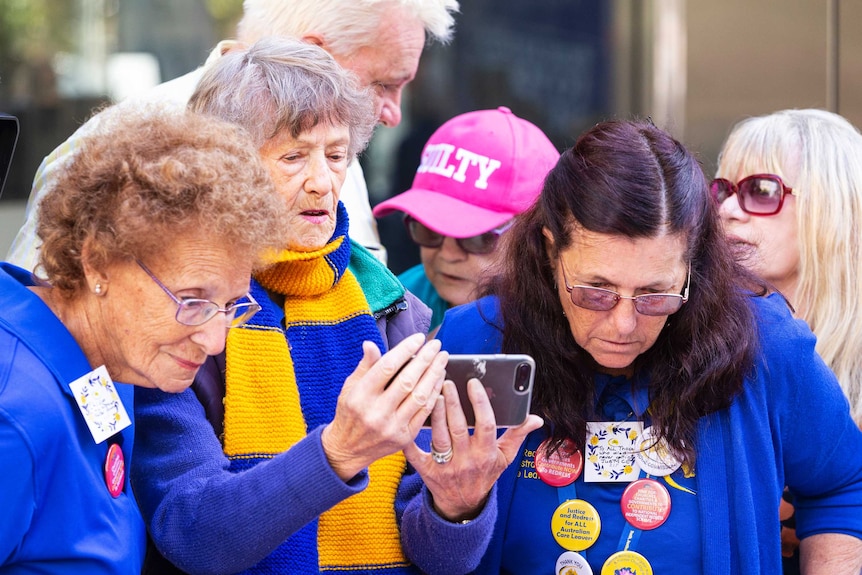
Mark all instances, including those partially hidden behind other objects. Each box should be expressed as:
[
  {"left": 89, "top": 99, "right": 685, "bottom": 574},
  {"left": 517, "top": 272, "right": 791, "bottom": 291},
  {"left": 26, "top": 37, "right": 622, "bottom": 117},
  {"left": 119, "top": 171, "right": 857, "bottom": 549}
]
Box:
[
  {"left": 713, "top": 108, "right": 862, "bottom": 425},
  {"left": 713, "top": 108, "right": 862, "bottom": 571}
]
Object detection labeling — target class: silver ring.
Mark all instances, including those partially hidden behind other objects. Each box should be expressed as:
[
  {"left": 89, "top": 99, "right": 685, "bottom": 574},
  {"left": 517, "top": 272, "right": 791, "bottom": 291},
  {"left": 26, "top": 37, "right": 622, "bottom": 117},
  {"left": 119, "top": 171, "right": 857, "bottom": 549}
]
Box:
[{"left": 430, "top": 443, "right": 453, "bottom": 464}]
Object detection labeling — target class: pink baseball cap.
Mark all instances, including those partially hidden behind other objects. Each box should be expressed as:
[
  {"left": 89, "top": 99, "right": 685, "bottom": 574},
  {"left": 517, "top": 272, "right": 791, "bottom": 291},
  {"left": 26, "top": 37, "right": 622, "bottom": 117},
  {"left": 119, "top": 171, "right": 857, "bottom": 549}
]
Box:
[{"left": 373, "top": 107, "right": 559, "bottom": 237}]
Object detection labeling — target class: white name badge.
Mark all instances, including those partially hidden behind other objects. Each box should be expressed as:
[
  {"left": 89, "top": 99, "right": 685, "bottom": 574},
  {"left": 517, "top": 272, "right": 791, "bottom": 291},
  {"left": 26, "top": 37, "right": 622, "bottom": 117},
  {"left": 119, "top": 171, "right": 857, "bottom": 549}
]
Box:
[
  {"left": 584, "top": 421, "right": 643, "bottom": 482},
  {"left": 69, "top": 365, "right": 132, "bottom": 444}
]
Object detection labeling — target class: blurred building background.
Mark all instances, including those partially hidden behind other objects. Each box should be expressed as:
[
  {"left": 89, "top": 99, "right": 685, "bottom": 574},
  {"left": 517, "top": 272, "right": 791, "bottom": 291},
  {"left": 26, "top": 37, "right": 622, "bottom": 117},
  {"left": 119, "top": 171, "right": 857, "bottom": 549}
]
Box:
[{"left": 1, "top": 0, "right": 859, "bottom": 273}]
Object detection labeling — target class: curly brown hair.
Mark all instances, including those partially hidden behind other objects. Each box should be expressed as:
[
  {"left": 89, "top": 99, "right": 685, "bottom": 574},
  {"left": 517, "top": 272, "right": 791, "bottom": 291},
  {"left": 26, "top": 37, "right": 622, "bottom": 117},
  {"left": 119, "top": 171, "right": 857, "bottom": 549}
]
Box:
[{"left": 37, "top": 104, "right": 289, "bottom": 295}]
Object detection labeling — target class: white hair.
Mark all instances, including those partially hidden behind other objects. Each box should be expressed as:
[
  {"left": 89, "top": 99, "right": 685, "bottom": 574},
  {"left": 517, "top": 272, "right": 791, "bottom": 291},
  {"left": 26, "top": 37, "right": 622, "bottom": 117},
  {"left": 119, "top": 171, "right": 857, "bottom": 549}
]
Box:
[
  {"left": 238, "top": 0, "right": 459, "bottom": 55},
  {"left": 717, "top": 108, "right": 862, "bottom": 427}
]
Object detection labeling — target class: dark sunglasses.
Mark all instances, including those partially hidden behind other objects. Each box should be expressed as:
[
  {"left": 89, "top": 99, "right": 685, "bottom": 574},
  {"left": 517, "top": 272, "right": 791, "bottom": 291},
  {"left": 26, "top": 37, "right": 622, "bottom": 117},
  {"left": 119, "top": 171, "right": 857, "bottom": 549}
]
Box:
[
  {"left": 404, "top": 215, "right": 511, "bottom": 255},
  {"left": 709, "top": 173, "right": 797, "bottom": 216}
]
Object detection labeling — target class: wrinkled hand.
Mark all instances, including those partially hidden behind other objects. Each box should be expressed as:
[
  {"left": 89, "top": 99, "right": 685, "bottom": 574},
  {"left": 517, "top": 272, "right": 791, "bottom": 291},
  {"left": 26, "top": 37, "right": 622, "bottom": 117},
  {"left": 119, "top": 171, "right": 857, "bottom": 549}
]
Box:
[
  {"left": 404, "top": 378, "right": 543, "bottom": 522},
  {"left": 321, "top": 333, "right": 448, "bottom": 481}
]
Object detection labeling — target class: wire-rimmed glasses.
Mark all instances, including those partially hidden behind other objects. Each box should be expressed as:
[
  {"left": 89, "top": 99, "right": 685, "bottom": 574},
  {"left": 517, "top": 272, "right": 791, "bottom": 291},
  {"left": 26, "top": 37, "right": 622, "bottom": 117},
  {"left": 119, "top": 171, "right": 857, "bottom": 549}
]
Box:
[
  {"left": 560, "top": 260, "right": 691, "bottom": 316},
  {"left": 137, "top": 260, "right": 260, "bottom": 328}
]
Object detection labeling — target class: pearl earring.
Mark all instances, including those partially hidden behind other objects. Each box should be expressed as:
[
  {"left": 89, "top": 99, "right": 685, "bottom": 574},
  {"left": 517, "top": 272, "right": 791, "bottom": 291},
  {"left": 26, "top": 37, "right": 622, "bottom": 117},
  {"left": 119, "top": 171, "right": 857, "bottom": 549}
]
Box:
[{"left": 94, "top": 283, "right": 102, "bottom": 295}]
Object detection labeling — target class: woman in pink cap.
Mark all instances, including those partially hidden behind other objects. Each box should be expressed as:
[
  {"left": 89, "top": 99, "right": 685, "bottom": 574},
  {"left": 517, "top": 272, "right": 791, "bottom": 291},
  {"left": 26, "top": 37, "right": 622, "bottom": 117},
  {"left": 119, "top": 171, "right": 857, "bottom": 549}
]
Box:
[{"left": 374, "top": 107, "right": 560, "bottom": 329}]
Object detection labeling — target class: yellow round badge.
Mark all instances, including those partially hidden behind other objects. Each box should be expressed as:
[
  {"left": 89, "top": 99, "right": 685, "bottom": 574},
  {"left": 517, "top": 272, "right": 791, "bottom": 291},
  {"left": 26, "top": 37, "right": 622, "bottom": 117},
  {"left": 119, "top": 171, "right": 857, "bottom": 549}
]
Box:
[
  {"left": 551, "top": 499, "right": 601, "bottom": 551},
  {"left": 600, "top": 550, "right": 653, "bottom": 575}
]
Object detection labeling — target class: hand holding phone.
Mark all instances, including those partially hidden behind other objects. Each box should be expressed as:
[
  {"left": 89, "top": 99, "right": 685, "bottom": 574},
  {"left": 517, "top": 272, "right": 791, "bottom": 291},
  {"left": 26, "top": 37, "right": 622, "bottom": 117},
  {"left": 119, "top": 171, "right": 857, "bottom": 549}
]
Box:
[
  {"left": 424, "top": 354, "right": 535, "bottom": 428},
  {"left": 408, "top": 353, "right": 543, "bottom": 523}
]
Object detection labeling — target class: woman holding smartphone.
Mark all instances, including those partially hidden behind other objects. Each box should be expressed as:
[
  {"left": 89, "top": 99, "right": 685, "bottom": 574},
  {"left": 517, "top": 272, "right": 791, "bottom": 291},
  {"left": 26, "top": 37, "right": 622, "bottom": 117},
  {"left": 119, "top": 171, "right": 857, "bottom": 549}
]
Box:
[
  {"left": 132, "top": 38, "right": 542, "bottom": 575},
  {"left": 399, "top": 118, "right": 862, "bottom": 574}
]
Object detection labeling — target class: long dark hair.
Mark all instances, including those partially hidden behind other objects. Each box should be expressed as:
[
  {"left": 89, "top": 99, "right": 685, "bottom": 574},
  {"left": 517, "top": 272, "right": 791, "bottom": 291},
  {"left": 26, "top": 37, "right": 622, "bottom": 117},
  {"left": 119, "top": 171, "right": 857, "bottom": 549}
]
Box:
[{"left": 485, "top": 119, "right": 765, "bottom": 463}]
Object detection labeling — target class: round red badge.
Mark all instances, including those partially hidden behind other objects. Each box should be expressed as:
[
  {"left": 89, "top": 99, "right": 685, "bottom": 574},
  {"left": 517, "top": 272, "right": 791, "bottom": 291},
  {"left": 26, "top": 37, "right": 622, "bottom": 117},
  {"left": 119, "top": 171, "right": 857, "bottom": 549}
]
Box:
[
  {"left": 104, "top": 443, "right": 125, "bottom": 498},
  {"left": 536, "top": 438, "right": 583, "bottom": 487},
  {"left": 620, "top": 478, "right": 671, "bottom": 530}
]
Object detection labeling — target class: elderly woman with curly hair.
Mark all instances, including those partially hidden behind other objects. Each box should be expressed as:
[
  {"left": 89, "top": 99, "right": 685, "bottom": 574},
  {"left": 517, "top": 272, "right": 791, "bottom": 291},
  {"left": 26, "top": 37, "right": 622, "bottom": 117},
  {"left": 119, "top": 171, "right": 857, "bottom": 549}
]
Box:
[{"left": 0, "top": 106, "right": 289, "bottom": 573}]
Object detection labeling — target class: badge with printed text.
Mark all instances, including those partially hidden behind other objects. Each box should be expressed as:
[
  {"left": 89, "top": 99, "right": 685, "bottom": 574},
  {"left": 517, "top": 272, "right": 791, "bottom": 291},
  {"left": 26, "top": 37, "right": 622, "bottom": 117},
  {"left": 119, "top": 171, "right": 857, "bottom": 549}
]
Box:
[
  {"left": 104, "top": 442, "right": 125, "bottom": 497},
  {"left": 621, "top": 478, "right": 671, "bottom": 530},
  {"left": 585, "top": 421, "right": 643, "bottom": 482},
  {"left": 556, "top": 550, "right": 594, "bottom": 575},
  {"left": 537, "top": 438, "right": 583, "bottom": 487},
  {"left": 600, "top": 550, "right": 653, "bottom": 575},
  {"left": 551, "top": 499, "right": 601, "bottom": 551},
  {"left": 69, "top": 365, "right": 131, "bottom": 444},
  {"left": 633, "top": 426, "right": 682, "bottom": 477}
]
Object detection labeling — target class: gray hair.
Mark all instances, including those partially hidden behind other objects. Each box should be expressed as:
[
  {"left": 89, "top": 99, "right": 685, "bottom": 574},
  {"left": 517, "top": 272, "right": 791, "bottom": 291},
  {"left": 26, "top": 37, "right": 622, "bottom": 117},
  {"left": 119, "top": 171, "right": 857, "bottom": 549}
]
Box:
[
  {"left": 188, "top": 37, "right": 376, "bottom": 160},
  {"left": 237, "top": 0, "right": 460, "bottom": 55}
]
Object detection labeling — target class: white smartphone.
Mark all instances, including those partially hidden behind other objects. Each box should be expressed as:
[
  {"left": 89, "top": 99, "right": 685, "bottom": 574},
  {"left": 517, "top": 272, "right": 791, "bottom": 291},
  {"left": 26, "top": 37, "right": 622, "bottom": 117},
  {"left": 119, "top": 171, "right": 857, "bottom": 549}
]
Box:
[{"left": 424, "top": 354, "right": 535, "bottom": 428}]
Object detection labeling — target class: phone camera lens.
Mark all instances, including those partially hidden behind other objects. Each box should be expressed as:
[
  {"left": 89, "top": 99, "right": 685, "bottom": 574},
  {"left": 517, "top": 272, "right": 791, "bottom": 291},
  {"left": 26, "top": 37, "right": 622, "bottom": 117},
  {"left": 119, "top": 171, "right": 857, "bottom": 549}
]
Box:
[{"left": 514, "top": 363, "right": 531, "bottom": 392}]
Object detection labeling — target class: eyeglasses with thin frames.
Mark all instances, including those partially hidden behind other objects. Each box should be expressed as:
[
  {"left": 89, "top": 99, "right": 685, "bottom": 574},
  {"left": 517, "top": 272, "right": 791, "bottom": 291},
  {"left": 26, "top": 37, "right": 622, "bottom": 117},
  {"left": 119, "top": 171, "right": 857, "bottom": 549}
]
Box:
[
  {"left": 709, "top": 173, "right": 797, "bottom": 216},
  {"left": 559, "top": 259, "right": 691, "bottom": 316},
  {"left": 136, "top": 260, "right": 261, "bottom": 328}
]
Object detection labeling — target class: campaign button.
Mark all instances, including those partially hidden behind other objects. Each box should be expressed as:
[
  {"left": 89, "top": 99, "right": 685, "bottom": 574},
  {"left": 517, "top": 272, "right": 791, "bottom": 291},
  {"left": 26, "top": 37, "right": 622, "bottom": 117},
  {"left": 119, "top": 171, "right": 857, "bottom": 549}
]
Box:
[
  {"left": 600, "top": 550, "right": 653, "bottom": 575},
  {"left": 551, "top": 499, "right": 601, "bottom": 551},
  {"left": 104, "top": 442, "right": 125, "bottom": 498},
  {"left": 634, "top": 426, "right": 681, "bottom": 477},
  {"left": 537, "top": 438, "right": 583, "bottom": 487},
  {"left": 556, "top": 550, "right": 593, "bottom": 575},
  {"left": 621, "top": 478, "right": 671, "bottom": 530}
]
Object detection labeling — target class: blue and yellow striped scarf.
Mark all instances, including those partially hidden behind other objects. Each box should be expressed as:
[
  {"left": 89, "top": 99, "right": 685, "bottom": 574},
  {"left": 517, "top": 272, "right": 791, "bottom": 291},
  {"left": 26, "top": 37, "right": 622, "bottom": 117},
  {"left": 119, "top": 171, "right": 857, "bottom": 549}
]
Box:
[{"left": 224, "top": 208, "right": 414, "bottom": 574}]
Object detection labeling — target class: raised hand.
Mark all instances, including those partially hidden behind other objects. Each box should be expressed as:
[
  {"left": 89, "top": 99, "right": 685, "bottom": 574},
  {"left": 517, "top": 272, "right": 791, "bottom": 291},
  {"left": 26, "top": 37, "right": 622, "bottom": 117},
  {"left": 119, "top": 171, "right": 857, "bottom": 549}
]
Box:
[
  {"left": 404, "top": 378, "right": 543, "bottom": 521},
  {"left": 322, "top": 333, "right": 449, "bottom": 480}
]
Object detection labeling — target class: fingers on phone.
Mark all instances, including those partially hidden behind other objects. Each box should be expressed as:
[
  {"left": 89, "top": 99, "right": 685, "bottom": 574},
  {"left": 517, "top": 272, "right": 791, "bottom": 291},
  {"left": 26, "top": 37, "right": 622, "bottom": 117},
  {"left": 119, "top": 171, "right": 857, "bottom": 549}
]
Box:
[
  {"left": 442, "top": 380, "right": 470, "bottom": 439},
  {"left": 430, "top": 394, "right": 446, "bottom": 422},
  {"left": 389, "top": 342, "right": 446, "bottom": 421},
  {"left": 376, "top": 334, "right": 435, "bottom": 391},
  {"left": 467, "top": 378, "right": 497, "bottom": 434},
  {"left": 424, "top": 395, "right": 449, "bottom": 446}
]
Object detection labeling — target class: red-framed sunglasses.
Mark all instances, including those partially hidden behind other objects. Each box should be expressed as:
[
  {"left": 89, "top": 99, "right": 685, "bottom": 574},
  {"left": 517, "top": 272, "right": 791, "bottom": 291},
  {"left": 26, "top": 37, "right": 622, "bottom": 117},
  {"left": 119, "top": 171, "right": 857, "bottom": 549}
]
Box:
[{"left": 709, "top": 173, "right": 797, "bottom": 216}]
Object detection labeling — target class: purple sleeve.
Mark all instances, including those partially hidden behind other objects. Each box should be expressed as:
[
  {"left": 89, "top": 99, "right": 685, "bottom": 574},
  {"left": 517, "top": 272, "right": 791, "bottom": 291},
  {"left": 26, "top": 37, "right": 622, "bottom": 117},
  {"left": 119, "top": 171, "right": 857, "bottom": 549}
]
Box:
[
  {"left": 398, "top": 464, "right": 497, "bottom": 575},
  {"left": 131, "top": 386, "right": 367, "bottom": 575}
]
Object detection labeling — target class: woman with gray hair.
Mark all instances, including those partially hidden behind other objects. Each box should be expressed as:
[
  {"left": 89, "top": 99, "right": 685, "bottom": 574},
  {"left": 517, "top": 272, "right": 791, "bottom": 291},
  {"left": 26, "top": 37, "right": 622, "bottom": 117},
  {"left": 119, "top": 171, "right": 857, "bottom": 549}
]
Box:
[
  {"left": 132, "top": 38, "right": 533, "bottom": 575},
  {"left": 0, "top": 105, "right": 288, "bottom": 573}
]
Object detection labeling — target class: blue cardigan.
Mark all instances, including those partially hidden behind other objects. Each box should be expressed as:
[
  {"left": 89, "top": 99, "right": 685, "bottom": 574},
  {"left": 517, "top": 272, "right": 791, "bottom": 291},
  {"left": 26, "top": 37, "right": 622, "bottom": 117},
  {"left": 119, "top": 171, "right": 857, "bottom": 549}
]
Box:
[
  {"left": 430, "top": 293, "right": 862, "bottom": 574},
  {"left": 0, "top": 264, "right": 144, "bottom": 573}
]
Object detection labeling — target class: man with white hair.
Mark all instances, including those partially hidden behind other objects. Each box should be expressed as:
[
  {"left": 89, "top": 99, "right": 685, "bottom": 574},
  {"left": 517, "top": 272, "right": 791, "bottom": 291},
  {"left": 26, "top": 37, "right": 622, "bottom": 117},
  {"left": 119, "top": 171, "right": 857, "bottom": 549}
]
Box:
[{"left": 6, "top": 0, "right": 459, "bottom": 269}]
